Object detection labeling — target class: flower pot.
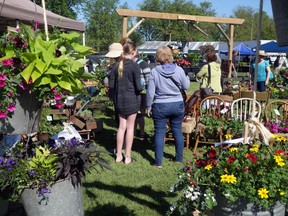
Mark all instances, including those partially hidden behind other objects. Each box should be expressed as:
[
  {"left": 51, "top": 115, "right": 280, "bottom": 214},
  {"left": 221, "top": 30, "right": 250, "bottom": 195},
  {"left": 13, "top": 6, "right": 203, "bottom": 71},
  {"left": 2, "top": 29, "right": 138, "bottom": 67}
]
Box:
[
  {"left": 0, "top": 197, "right": 9, "bottom": 216},
  {"left": 212, "top": 193, "right": 285, "bottom": 216},
  {"left": 0, "top": 91, "right": 42, "bottom": 134},
  {"left": 21, "top": 179, "right": 83, "bottom": 216}
]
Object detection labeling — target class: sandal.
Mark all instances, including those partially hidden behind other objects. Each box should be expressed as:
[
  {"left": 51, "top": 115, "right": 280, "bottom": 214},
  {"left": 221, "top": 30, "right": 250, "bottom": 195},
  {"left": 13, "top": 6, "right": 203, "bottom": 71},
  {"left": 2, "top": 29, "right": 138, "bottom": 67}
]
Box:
[
  {"left": 124, "top": 155, "right": 136, "bottom": 165},
  {"left": 115, "top": 154, "right": 123, "bottom": 163}
]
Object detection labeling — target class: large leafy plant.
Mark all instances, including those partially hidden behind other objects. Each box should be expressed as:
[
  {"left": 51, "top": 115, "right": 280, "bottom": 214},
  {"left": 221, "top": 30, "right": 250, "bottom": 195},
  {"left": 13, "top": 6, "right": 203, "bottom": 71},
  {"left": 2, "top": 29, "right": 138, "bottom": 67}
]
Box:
[
  {"left": 0, "top": 22, "right": 94, "bottom": 118},
  {"left": 168, "top": 136, "right": 288, "bottom": 215}
]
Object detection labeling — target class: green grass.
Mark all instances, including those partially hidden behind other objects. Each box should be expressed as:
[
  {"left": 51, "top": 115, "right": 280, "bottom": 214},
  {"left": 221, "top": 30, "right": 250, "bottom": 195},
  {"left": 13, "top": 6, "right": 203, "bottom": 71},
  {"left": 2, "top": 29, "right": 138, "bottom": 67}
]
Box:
[{"left": 82, "top": 86, "right": 198, "bottom": 215}]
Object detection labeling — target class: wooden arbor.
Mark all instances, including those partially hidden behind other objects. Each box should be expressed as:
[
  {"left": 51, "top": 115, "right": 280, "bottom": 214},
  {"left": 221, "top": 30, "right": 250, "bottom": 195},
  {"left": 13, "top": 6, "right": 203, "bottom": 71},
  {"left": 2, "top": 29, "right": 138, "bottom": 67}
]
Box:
[{"left": 116, "top": 9, "right": 245, "bottom": 78}]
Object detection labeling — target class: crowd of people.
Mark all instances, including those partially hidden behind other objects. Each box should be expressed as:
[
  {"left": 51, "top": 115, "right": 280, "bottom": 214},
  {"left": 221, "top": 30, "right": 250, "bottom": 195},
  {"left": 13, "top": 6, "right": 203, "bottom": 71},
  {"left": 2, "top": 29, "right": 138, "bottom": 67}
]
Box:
[
  {"left": 105, "top": 38, "right": 190, "bottom": 168},
  {"left": 102, "top": 37, "right": 279, "bottom": 167}
]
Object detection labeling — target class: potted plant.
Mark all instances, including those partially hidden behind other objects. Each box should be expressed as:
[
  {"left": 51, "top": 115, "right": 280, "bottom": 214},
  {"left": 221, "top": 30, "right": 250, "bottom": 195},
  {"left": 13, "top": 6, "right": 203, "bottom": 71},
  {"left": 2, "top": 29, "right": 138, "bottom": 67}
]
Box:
[
  {"left": 0, "top": 22, "right": 94, "bottom": 134},
  {"left": 168, "top": 135, "right": 288, "bottom": 215},
  {"left": 0, "top": 137, "right": 111, "bottom": 216}
]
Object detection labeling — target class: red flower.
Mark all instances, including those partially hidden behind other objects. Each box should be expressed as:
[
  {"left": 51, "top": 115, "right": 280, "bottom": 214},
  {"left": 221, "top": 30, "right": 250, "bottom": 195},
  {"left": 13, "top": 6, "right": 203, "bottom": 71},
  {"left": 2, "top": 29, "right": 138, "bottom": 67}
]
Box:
[
  {"left": 275, "top": 149, "right": 284, "bottom": 155},
  {"left": 208, "top": 148, "right": 217, "bottom": 158},
  {"left": 195, "top": 159, "right": 207, "bottom": 168},
  {"left": 227, "top": 156, "right": 236, "bottom": 163},
  {"left": 247, "top": 153, "right": 258, "bottom": 163}
]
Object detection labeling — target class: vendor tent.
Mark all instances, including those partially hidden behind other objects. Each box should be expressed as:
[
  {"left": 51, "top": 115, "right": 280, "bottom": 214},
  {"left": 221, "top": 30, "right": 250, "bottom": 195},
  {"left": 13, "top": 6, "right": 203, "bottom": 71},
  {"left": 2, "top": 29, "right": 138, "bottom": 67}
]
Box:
[
  {"left": 257, "top": 41, "right": 288, "bottom": 53},
  {"left": 220, "top": 43, "right": 255, "bottom": 55},
  {"left": 0, "top": 0, "right": 85, "bottom": 32}
]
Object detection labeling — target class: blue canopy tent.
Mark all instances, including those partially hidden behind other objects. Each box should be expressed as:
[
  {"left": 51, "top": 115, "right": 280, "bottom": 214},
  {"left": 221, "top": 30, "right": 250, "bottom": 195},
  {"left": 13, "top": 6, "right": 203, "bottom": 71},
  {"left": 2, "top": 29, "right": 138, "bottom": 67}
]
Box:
[
  {"left": 220, "top": 43, "right": 256, "bottom": 55},
  {"left": 255, "top": 41, "right": 288, "bottom": 53}
]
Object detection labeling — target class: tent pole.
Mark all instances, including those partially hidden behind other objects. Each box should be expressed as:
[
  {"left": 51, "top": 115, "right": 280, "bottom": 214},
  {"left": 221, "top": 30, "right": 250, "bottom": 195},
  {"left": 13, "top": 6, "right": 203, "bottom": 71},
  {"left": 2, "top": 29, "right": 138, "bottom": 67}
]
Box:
[
  {"left": 41, "top": 0, "right": 49, "bottom": 41},
  {"left": 253, "top": 0, "right": 263, "bottom": 91}
]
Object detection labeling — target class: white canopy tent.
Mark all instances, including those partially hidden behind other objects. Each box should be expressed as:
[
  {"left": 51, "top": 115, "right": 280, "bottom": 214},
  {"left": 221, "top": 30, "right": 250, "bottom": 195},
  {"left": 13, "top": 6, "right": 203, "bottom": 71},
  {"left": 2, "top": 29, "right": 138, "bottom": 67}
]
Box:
[{"left": 0, "top": 0, "right": 85, "bottom": 32}]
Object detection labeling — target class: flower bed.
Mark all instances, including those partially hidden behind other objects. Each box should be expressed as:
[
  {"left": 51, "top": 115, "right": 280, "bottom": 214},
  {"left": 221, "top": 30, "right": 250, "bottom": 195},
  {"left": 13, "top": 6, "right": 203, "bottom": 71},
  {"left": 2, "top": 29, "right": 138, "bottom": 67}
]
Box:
[{"left": 168, "top": 135, "right": 288, "bottom": 215}]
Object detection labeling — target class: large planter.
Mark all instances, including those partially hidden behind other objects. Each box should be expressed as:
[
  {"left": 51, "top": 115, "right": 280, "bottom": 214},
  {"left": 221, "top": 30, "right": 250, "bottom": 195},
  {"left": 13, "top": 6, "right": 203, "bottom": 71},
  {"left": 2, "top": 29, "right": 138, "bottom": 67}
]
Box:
[
  {"left": 21, "top": 179, "right": 83, "bottom": 216},
  {"left": 0, "top": 90, "right": 42, "bottom": 134},
  {"left": 212, "top": 193, "right": 285, "bottom": 216}
]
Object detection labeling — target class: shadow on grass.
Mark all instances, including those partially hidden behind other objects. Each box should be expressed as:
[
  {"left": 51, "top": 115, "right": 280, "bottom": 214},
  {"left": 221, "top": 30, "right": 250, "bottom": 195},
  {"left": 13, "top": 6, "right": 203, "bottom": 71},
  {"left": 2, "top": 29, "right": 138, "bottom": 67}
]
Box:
[
  {"left": 83, "top": 181, "right": 172, "bottom": 215},
  {"left": 85, "top": 203, "right": 137, "bottom": 216}
]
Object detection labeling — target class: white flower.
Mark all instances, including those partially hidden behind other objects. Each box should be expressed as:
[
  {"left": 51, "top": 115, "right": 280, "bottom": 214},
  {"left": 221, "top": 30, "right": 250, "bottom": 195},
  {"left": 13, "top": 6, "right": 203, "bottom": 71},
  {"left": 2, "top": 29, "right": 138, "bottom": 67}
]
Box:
[
  {"left": 187, "top": 186, "right": 194, "bottom": 192},
  {"left": 170, "top": 205, "right": 176, "bottom": 212},
  {"left": 184, "top": 190, "right": 192, "bottom": 198}
]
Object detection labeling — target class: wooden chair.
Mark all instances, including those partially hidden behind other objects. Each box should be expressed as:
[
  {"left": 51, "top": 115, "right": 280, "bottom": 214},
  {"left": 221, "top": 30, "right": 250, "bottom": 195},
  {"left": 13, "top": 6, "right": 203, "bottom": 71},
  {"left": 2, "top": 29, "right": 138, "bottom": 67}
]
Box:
[
  {"left": 240, "top": 90, "right": 270, "bottom": 111},
  {"left": 230, "top": 98, "right": 262, "bottom": 121},
  {"left": 264, "top": 100, "right": 288, "bottom": 122},
  {"left": 193, "top": 95, "right": 228, "bottom": 153}
]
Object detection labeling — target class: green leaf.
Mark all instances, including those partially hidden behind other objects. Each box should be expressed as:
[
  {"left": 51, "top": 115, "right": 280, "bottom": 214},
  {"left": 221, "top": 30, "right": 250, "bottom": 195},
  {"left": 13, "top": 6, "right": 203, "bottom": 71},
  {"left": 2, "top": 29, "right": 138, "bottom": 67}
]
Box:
[
  {"left": 45, "top": 67, "right": 62, "bottom": 75},
  {"left": 35, "top": 75, "right": 52, "bottom": 86},
  {"left": 58, "top": 77, "right": 72, "bottom": 92},
  {"left": 35, "top": 59, "right": 47, "bottom": 74},
  {"left": 21, "top": 61, "right": 36, "bottom": 83}
]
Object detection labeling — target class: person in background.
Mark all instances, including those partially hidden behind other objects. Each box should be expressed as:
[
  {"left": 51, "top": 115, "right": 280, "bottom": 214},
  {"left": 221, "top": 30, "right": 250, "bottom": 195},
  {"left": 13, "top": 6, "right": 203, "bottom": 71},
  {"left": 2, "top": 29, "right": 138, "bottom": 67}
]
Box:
[
  {"left": 197, "top": 51, "right": 222, "bottom": 94},
  {"left": 232, "top": 50, "right": 238, "bottom": 78},
  {"left": 146, "top": 46, "right": 190, "bottom": 168},
  {"left": 108, "top": 40, "right": 143, "bottom": 165},
  {"left": 273, "top": 56, "right": 280, "bottom": 75},
  {"left": 134, "top": 52, "right": 151, "bottom": 140},
  {"left": 105, "top": 43, "right": 123, "bottom": 124},
  {"left": 252, "top": 50, "right": 270, "bottom": 92}
]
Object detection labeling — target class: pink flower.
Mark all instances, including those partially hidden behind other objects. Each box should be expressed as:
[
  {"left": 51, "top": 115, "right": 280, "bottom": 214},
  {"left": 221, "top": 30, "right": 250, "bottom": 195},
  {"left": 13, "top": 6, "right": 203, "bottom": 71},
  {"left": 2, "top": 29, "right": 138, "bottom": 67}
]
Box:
[
  {"left": 20, "top": 82, "right": 28, "bottom": 90},
  {"left": 51, "top": 87, "right": 57, "bottom": 93},
  {"left": 243, "top": 167, "right": 249, "bottom": 173},
  {"left": 0, "top": 111, "right": 7, "bottom": 119},
  {"left": 54, "top": 93, "right": 62, "bottom": 101},
  {"left": 7, "top": 104, "right": 16, "bottom": 112},
  {"left": 0, "top": 80, "right": 6, "bottom": 88},
  {"left": 2, "top": 59, "right": 13, "bottom": 66},
  {"left": 55, "top": 102, "right": 63, "bottom": 109},
  {"left": 0, "top": 73, "right": 6, "bottom": 81},
  {"left": 7, "top": 92, "right": 13, "bottom": 97}
]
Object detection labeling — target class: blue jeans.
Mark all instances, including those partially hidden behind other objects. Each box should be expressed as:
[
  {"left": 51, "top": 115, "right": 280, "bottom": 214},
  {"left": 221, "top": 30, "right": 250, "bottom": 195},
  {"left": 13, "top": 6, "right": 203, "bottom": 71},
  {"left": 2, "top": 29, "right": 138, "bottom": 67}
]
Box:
[{"left": 152, "top": 101, "right": 184, "bottom": 166}]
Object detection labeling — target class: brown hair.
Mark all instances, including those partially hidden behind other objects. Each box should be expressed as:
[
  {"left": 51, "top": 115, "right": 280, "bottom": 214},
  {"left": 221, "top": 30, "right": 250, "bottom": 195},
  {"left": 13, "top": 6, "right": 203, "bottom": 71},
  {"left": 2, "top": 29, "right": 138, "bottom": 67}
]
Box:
[
  {"left": 155, "top": 46, "right": 174, "bottom": 64},
  {"left": 117, "top": 38, "right": 137, "bottom": 79},
  {"left": 205, "top": 51, "right": 217, "bottom": 63}
]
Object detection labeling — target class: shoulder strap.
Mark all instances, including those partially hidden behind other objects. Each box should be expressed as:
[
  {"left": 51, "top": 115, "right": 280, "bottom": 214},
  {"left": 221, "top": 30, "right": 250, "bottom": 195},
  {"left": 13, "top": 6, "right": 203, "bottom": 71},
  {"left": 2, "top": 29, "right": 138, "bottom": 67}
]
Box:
[{"left": 207, "top": 64, "right": 211, "bottom": 87}]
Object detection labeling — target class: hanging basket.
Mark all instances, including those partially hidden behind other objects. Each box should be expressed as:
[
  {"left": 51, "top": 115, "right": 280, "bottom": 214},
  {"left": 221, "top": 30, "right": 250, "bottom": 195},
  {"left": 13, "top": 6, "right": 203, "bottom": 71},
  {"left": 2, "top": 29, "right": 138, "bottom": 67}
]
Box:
[{"left": 0, "top": 91, "right": 42, "bottom": 135}]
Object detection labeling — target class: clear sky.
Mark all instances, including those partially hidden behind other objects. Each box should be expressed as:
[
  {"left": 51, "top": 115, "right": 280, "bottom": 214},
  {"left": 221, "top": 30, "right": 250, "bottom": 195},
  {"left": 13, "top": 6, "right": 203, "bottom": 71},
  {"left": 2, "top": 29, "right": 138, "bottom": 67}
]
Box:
[{"left": 119, "top": 0, "right": 273, "bottom": 17}]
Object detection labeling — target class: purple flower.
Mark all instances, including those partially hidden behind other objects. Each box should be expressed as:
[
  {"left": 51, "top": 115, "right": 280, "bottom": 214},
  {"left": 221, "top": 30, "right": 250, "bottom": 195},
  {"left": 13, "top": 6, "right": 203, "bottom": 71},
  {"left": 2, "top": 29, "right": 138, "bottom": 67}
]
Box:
[
  {"left": 68, "top": 137, "right": 78, "bottom": 146},
  {"left": 39, "top": 187, "right": 50, "bottom": 196},
  {"left": 28, "top": 170, "right": 35, "bottom": 176},
  {"left": 0, "top": 156, "right": 3, "bottom": 165}
]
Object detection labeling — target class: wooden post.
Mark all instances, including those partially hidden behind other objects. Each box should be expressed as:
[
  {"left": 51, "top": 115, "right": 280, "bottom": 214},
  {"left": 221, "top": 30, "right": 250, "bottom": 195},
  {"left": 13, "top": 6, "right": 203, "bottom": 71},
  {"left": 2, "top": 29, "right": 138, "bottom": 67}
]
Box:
[
  {"left": 41, "top": 0, "right": 49, "bottom": 41},
  {"left": 228, "top": 24, "right": 234, "bottom": 78},
  {"left": 122, "top": 16, "right": 128, "bottom": 38}
]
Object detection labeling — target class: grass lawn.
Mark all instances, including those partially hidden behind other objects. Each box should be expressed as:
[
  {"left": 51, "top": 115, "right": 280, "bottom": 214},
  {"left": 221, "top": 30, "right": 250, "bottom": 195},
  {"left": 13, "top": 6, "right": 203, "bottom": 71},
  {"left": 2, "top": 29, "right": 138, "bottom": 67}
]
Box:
[{"left": 82, "top": 81, "right": 199, "bottom": 216}]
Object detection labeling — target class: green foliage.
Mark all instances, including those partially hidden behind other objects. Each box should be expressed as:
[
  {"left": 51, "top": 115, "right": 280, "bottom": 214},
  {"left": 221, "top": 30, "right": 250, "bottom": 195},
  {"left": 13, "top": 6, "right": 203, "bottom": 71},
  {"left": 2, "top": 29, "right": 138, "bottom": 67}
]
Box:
[
  {"left": 168, "top": 137, "right": 288, "bottom": 215},
  {"left": 39, "top": 108, "right": 63, "bottom": 135},
  {"left": 267, "top": 69, "right": 288, "bottom": 99},
  {"left": 186, "top": 52, "right": 202, "bottom": 67},
  {"left": 33, "top": 0, "right": 84, "bottom": 19}
]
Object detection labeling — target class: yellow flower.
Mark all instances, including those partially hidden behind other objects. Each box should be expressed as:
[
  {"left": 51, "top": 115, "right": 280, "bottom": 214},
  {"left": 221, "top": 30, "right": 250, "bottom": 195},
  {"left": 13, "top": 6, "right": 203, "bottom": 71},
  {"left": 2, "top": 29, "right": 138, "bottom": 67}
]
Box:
[
  {"left": 225, "top": 134, "right": 233, "bottom": 140},
  {"left": 226, "top": 174, "right": 237, "bottom": 184},
  {"left": 220, "top": 174, "right": 237, "bottom": 184},
  {"left": 224, "top": 168, "right": 228, "bottom": 173},
  {"left": 274, "top": 155, "right": 285, "bottom": 167},
  {"left": 252, "top": 144, "right": 260, "bottom": 148},
  {"left": 250, "top": 147, "right": 259, "bottom": 152},
  {"left": 220, "top": 174, "right": 229, "bottom": 183},
  {"left": 229, "top": 147, "right": 238, "bottom": 153},
  {"left": 280, "top": 191, "right": 285, "bottom": 196},
  {"left": 258, "top": 188, "right": 269, "bottom": 199},
  {"left": 204, "top": 164, "right": 213, "bottom": 170}
]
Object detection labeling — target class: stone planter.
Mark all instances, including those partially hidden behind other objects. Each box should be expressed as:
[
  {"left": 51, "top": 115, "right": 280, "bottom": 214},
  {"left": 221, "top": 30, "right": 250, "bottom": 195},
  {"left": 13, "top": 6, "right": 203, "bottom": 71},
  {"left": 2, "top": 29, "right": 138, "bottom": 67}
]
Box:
[
  {"left": 0, "top": 91, "right": 42, "bottom": 134},
  {"left": 21, "top": 179, "right": 83, "bottom": 216},
  {"left": 212, "top": 192, "right": 285, "bottom": 216}
]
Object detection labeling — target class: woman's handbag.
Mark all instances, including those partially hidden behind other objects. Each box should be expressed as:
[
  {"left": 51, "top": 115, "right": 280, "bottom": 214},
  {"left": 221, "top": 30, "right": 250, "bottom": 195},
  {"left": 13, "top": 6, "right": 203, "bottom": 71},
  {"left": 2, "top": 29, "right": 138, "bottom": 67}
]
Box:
[
  {"left": 169, "top": 77, "right": 187, "bottom": 102},
  {"left": 200, "top": 64, "right": 214, "bottom": 98}
]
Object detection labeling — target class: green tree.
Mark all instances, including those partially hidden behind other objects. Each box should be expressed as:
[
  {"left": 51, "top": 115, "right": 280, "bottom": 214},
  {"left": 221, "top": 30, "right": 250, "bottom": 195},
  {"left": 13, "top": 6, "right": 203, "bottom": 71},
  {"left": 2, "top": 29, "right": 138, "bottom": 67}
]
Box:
[
  {"left": 231, "top": 6, "right": 276, "bottom": 41},
  {"left": 137, "top": 0, "right": 217, "bottom": 42},
  {"left": 32, "top": 0, "right": 84, "bottom": 19},
  {"left": 82, "top": 0, "right": 124, "bottom": 52}
]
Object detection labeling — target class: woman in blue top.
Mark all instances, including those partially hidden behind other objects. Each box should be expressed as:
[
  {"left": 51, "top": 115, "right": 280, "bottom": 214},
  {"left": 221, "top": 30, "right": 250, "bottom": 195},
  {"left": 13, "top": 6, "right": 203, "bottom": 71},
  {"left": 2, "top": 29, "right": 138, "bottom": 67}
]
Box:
[
  {"left": 252, "top": 50, "right": 271, "bottom": 92},
  {"left": 146, "top": 46, "right": 190, "bottom": 168}
]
